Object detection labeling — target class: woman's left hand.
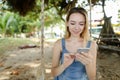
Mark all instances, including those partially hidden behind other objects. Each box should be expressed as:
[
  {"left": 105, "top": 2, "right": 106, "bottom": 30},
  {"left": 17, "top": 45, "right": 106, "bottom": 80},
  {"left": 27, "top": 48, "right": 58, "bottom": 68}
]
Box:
[{"left": 75, "top": 52, "right": 93, "bottom": 66}]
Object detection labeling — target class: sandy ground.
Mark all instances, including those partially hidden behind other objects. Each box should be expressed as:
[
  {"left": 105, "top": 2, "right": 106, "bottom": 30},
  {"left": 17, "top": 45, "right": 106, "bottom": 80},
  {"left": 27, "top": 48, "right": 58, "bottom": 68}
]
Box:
[{"left": 0, "top": 41, "right": 120, "bottom": 80}]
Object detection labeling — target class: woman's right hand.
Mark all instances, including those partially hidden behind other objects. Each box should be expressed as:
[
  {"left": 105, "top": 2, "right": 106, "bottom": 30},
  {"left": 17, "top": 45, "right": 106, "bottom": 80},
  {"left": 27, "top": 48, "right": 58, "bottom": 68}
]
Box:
[{"left": 63, "top": 53, "right": 75, "bottom": 68}]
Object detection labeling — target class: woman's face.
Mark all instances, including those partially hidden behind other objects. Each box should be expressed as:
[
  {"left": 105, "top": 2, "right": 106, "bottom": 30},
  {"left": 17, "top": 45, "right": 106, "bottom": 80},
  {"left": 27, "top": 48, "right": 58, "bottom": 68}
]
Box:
[{"left": 67, "top": 13, "right": 85, "bottom": 37}]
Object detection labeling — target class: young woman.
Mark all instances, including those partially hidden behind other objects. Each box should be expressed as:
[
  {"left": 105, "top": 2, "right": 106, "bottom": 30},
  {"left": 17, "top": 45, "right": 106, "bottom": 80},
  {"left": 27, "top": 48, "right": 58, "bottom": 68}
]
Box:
[{"left": 52, "top": 7, "right": 97, "bottom": 80}]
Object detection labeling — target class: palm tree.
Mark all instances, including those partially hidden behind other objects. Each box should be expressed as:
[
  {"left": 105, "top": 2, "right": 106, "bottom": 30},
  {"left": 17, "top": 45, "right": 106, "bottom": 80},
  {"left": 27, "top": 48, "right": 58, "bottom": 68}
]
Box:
[{"left": 0, "top": 11, "right": 21, "bottom": 37}]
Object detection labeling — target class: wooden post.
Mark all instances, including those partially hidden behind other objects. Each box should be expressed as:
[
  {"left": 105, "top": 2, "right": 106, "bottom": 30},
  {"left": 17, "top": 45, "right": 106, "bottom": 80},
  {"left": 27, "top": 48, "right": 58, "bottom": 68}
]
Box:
[
  {"left": 36, "top": 0, "right": 45, "bottom": 80},
  {"left": 89, "top": 0, "right": 92, "bottom": 37},
  {"left": 40, "top": 0, "right": 45, "bottom": 79}
]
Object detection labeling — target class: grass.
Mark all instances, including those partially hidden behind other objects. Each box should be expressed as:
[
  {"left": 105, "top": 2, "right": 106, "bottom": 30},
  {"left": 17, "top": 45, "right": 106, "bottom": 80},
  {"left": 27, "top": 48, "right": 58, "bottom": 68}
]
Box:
[
  {"left": 0, "top": 38, "right": 37, "bottom": 56},
  {"left": 0, "top": 37, "right": 59, "bottom": 57}
]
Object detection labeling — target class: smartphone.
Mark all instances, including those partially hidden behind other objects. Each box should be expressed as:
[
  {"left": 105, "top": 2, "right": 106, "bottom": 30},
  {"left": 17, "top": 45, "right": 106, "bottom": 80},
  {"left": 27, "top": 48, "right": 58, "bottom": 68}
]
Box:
[{"left": 77, "top": 48, "right": 90, "bottom": 53}]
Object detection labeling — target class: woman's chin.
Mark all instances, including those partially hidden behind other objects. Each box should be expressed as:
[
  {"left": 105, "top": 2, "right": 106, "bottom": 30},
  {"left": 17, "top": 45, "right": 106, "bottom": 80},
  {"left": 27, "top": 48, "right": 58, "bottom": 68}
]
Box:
[{"left": 72, "top": 34, "right": 80, "bottom": 37}]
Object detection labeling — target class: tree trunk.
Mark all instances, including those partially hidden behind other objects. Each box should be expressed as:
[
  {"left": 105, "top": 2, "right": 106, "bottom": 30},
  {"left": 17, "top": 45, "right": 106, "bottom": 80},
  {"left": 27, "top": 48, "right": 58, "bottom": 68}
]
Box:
[
  {"left": 98, "top": 17, "right": 120, "bottom": 46},
  {"left": 97, "top": 0, "right": 120, "bottom": 50}
]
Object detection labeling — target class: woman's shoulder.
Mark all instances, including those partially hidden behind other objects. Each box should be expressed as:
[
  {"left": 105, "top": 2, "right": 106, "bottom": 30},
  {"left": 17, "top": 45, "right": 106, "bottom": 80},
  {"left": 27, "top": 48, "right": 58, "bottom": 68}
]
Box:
[
  {"left": 53, "top": 38, "right": 63, "bottom": 47},
  {"left": 53, "top": 38, "right": 63, "bottom": 52},
  {"left": 54, "top": 38, "right": 62, "bottom": 44}
]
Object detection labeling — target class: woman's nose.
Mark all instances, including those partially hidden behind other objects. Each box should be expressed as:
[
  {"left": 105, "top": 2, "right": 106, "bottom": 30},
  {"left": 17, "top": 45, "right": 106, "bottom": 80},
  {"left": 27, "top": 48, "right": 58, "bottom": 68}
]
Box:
[{"left": 74, "top": 24, "right": 79, "bottom": 29}]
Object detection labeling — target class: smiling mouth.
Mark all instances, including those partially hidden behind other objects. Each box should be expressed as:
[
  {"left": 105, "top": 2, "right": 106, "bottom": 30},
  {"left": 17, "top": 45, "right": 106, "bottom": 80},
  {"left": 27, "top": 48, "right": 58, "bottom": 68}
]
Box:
[{"left": 73, "top": 31, "right": 80, "bottom": 34}]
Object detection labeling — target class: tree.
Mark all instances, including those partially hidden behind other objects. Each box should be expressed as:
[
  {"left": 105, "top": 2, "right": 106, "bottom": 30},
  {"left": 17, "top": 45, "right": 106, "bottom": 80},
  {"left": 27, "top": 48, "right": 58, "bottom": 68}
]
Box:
[
  {"left": 0, "top": 11, "right": 21, "bottom": 37},
  {"left": 97, "top": 0, "right": 120, "bottom": 49}
]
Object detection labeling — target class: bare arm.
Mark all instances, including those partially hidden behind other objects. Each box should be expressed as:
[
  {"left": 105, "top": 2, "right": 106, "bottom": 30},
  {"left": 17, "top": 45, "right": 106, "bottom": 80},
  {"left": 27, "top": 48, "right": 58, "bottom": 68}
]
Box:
[
  {"left": 51, "top": 39, "right": 75, "bottom": 77},
  {"left": 85, "top": 41, "right": 97, "bottom": 80},
  {"left": 51, "top": 40, "right": 65, "bottom": 77}
]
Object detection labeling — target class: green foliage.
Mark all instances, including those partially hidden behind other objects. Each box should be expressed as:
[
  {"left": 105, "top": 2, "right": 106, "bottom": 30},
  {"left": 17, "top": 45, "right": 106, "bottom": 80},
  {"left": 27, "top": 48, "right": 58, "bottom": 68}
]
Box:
[
  {"left": 0, "top": 10, "right": 41, "bottom": 37},
  {"left": 0, "top": 16, "right": 3, "bottom": 33},
  {"left": 118, "top": 9, "right": 120, "bottom": 21},
  {"left": 0, "top": 0, "right": 87, "bottom": 37},
  {"left": 0, "top": 11, "right": 21, "bottom": 36},
  {"left": 44, "top": 7, "right": 62, "bottom": 27},
  {"left": 1, "top": 0, "right": 117, "bottom": 38}
]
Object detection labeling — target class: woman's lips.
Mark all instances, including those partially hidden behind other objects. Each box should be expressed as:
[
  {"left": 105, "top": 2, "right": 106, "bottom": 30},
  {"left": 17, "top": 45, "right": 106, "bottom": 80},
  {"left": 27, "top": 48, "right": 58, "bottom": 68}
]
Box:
[{"left": 72, "top": 31, "right": 80, "bottom": 34}]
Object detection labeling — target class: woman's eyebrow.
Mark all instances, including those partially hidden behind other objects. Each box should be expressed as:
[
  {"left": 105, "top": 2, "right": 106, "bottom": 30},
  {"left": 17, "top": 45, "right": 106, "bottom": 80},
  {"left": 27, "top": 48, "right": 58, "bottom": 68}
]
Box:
[
  {"left": 70, "top": 20, "right": 75, "bottom": 22},
  {"left": 70, "top": 20, "right": 85, "bottom": 23},
  {"left": 79, "top": 21, "right": 85, "bottom": 23}
]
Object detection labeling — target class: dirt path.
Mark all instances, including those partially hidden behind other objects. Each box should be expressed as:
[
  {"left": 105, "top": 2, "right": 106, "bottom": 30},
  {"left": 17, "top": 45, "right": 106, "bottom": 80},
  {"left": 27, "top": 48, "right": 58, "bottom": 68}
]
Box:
[
  {"left": 0, "top": 42, "right": 53, "bottom": 80},
  {"left": 97, "top": 50, "right": 120, "bottom": 80},
  {"left": 0, "top": 42, "right": 120, "bottom": 80}
]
